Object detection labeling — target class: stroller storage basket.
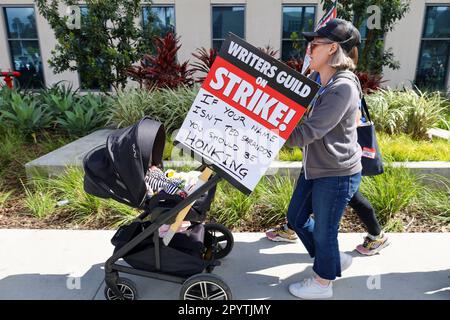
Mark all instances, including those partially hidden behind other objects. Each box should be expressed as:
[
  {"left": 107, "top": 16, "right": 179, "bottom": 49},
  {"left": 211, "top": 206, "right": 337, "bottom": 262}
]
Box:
[{"left": 112, "top": 221, "right": 210, "bottom": 277}]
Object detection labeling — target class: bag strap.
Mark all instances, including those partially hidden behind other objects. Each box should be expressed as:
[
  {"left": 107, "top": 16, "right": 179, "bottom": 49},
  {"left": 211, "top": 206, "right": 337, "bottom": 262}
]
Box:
[{"left": 361, "top": 96, "right": 372, "bottom": 123}]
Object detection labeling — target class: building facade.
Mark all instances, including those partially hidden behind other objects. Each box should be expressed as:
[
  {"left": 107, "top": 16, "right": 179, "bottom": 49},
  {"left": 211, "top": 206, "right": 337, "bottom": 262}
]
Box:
[{"left": 0, "top": 0, "right": 449, "bottom": 91}]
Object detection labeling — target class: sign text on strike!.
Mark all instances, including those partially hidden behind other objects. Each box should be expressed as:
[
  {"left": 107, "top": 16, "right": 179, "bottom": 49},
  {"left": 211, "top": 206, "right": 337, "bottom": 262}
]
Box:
[{"left": 209, "top": 66, "right": 298, "bottom": 132}]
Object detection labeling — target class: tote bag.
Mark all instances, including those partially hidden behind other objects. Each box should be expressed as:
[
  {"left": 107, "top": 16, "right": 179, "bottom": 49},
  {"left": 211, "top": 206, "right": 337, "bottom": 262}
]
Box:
[{"left": 357, "top": 97, "right": 384, "bottom": 176}]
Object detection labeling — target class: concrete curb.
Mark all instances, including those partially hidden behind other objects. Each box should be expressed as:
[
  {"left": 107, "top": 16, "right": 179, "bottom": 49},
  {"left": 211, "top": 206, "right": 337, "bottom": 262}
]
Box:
[{"left": 24, "top": 129, "right": 450, "bottom": 186}]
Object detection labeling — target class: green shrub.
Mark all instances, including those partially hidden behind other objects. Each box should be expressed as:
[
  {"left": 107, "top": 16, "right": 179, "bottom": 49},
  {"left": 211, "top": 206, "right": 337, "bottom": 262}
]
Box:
[
  {"left": 107, "top": 86, "right": 198, "bottom": 134},
  {"left": 107, "top": 88, "right": 154, "bottom": 128},
  {"left": 378, "top": 132, "right": 450, "bottom": 162},
  {"left": 147, "top": 85, "right": 198, "bottom": 134},
  {"left": 437, "top": 99, "right": 450, "bottom": 130},
  {"left": 210, "top": 181, "right": 255, "bottom": 227},
  {"left": 163, "top": 139, "right": 175, "bottom": 160},
  {"left": 37, "top": 131, "right": 74, "bottom": 154},
  {"left": 383, "top": 218, "right": 404, "bottom": 232},
  {"left": 0, "top": 86, "right": 14, "bottom": 112},
  {"left": 0, "top": 91, "right": 53, "bottom": 134},
  {"left": 278, "top": 146, "right": 303, "bottom": 161},
  {"left": 359, "top": 166, "right": 422, "bottom": 228},
  {"left": 47, "top": 167, "right": 106, "bottom": 223},
  {"left": 106, "top": 200, "right": 139, "bottom": 228},
  {"left": 0, "top": 189, "right": 12, "bottom": 208},
  {"left": 404, "top": 90, "right": 449, "bottom": 139},
  {"left": 0, "top": 84, "right": 111, "bottom": 136},
  {"left": 13, "top": 163, "right": 449, "bottom": 232},
  {"left": 47, "top": 167, "right": 138, "bottom": 226},
  {"left": 257, "top": 176, "right": 294, "bottom": 227},
  {"left": 0, "top": 130, "right": 26, "bottom": 167},
  {"left": 56, "top": 94, "right": 107, "bottom": 136},
  {"left": 23, "top": 180, "right": 56, "bottom": 219},
  {"left": 0, "top": 129, "right": 32, "bottom": 184},
  {"left": 209, "top": 168, "right": 446, "bottom": 232},
  {"left": 38, "top": 83, "right": 78, "bottom": 117},
  {"left": 0, "top": 128, "right": 76, "bottom": 186},
  {"left": 413, "top": 175, "right": 450, "bottom": 223},
  {"left": 366, "top": 88, "right": 449, "bottom": 139},
  {"left": 37, "top": 84, "right": 110, "bottom": 135}
]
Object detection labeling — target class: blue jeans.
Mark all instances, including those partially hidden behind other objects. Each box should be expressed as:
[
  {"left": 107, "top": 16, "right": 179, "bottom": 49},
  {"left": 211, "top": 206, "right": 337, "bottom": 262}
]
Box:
[{"left": 287, "top": 171, "right": 362, "bottom": 280}]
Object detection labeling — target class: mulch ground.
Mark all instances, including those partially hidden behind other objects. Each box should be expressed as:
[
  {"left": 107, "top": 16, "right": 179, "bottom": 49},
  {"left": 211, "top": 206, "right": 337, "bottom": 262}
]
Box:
[{"left": 1, "top": 198, "right": 448, "bottom": 233}]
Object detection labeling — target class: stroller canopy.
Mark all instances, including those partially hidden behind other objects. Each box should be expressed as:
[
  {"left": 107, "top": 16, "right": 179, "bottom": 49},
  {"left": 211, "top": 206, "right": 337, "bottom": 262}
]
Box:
[{"left": 83, "top": 117, "right": 166, "bottom": 208}]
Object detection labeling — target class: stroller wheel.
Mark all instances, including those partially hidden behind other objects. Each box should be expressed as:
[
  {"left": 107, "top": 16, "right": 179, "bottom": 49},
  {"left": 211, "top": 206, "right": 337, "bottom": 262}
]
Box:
[
  {"left": 104, "top": 278, "right": 138, "bottom": 300},
  {"left": 205, "top": 223, "right": 234, "bottom": 259},
  {"left": 180, "top": 274, "right": 232, "bottom": 300}
]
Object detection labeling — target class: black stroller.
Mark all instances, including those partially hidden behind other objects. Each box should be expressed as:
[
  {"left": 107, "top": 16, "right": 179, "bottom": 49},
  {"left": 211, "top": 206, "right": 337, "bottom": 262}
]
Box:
[{"left": 83, "top": 117, "right": 234, "bottom": 300}]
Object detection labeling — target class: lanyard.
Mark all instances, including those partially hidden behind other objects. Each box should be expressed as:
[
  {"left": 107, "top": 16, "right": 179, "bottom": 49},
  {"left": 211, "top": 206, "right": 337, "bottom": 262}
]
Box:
[
  {"left": 316, "top": 74, "right": 335, "bottom": 98},
  {"left": 306, "top": 75, "right": 335, "bottom": 118}
]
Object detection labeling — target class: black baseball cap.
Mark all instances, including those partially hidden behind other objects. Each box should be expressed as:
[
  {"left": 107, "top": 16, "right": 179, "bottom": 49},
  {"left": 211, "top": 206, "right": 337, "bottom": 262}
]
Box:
[{"left": 302, "top": 18, "right": 361, "bottom": 53}]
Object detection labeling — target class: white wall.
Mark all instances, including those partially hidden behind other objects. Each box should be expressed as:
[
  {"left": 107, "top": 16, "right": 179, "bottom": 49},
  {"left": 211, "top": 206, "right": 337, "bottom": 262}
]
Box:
[
  {"left": 174, "top": 0, "right": 211, "bottom": 65},
  {"left": 246, "top": 0, "right": 282, "bottom": 55},
  {"left": 382, "top": 0, "right": 423, "bottom": 89}
]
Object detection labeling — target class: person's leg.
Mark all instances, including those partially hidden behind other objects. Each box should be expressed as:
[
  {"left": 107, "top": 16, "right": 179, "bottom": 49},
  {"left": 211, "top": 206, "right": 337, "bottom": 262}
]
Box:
[
  {"left": 288, "top": 172, "right": 361, "bottom": 299},
  {"left": 311, "top": 172, "right": 361, "bottom": 281},
  {"left": 349, "top": 190, "right": 390, "bottom": 255},
  {"left": 348, "top": 190, "right": 381, "bottom": 236},
  {"left": 265, "top": 223, "right": 298, "bottom": 242},
  {"left": 286, "top": 171, "right": 315, "bottom": 257}
]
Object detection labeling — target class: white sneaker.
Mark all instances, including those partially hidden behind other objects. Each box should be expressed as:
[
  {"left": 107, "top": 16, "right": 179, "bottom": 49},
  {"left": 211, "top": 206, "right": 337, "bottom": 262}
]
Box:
[
  {"left": 288, "top": 278, "right": 333, "bottom": 299},
  {"left": 340, "top": 251, "right": 353, "bottom": 272}
]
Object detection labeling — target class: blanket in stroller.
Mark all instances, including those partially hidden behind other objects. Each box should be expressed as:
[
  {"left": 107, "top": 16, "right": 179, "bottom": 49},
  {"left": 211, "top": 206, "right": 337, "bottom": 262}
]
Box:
[{"left": 144, "top": 166, "right": 201, "bottom": 198}]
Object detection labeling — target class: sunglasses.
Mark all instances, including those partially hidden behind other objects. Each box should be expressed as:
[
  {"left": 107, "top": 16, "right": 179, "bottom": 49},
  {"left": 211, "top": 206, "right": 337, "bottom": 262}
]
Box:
[{"left": 309, "top": 41, "right": 334, "bottom": 52}]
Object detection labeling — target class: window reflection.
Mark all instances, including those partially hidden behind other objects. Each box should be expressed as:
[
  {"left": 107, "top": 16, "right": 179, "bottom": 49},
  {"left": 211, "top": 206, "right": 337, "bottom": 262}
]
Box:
[
  {"left": 212, "top": 6, "right": 245, "bottom": 51},
  {"left": 281, "top": 6, "right": 315, "bottom": 61},
  {"left": 4, "top": 7, "right": 44, "bottom": 89},
  {"left": 416, "top": 6, "right": 450, "bottom": 90},
  {"left": 142, "top": 6, "right": 175, "bottom": 37}
]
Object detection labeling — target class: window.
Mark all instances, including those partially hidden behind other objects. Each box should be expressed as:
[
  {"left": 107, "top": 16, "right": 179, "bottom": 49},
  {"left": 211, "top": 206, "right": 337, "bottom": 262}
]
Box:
[
  {"left": 212, "top": 6, "right": 245, "bottom": 51},
  {"left": 415, "top": 6, "right": 450, "bottom": 91},
  {"left": 142, "top": 5, "right": 175, "bottom": 37},
  {"left": 3, "top": 7, "right": 44, "bottom": 89},
  {"left": 281, "top": 6, "right": 315, "bottom": 61}
]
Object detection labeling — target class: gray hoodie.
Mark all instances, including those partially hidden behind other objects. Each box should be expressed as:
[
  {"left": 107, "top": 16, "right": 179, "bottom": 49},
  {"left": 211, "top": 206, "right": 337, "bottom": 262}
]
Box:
[{"left": 286, "top": 70, "right": 362, "bottom": 180}]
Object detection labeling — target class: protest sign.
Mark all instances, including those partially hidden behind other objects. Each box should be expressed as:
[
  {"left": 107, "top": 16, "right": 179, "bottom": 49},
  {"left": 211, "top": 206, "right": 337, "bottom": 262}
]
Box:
[{"left": 175, "top": 34, "right": 320, "bottom": 194}]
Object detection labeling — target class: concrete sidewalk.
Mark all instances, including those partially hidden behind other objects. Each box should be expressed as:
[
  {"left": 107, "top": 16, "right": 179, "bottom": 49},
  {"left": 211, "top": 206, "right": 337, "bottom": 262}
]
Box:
[{"left": 0, "top": 229, "right": 449, "bottom": 300}]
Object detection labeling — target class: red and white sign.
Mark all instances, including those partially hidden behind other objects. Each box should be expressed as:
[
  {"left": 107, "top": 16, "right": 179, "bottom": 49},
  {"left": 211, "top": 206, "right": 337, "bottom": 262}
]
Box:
[{"left": 176, "top": 34, "right": 320, "bottom": 194}]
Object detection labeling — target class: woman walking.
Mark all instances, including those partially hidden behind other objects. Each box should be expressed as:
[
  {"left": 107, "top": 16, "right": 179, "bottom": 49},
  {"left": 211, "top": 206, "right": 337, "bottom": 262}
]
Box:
[{"left": 284, "top": 18, "right": 364, "bottom": 299}]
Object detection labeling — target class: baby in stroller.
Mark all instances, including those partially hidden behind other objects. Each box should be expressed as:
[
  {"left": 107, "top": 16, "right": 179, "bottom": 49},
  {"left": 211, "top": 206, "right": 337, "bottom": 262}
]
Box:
[
  {"left": 144, "top": 166, "right": 200, "bottom": 198},
  {"left": 144, "top": 165, "right": 202, "bottom": 236}
]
